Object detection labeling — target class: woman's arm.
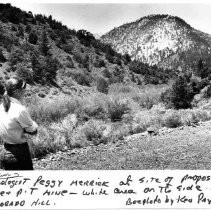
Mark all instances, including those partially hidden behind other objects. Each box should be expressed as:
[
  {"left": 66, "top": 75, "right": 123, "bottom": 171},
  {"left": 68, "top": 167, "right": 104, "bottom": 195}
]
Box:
[
  {"left": 24, "top": 129, "right": 38, "bottom": 135},
  {"left": 16, "top": 107, "right": 38, "bottom": 135}
]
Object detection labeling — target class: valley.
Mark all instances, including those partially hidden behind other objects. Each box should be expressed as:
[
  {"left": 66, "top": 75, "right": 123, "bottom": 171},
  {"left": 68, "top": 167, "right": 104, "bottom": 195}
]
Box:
[{"left": 0, "top": 4, "right": 211, "bottom": 170}]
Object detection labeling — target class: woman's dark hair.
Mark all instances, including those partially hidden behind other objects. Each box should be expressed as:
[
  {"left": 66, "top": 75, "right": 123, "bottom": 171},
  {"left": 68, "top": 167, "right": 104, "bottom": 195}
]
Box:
[{"left": 3, "top": 77, "right": 26, "bottom": 112}]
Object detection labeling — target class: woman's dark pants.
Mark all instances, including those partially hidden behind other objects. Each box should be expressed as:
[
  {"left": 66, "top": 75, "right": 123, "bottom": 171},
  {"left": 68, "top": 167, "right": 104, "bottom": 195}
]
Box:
[{"left": 1, "top": 142, "right": 33, "bottom": 170}]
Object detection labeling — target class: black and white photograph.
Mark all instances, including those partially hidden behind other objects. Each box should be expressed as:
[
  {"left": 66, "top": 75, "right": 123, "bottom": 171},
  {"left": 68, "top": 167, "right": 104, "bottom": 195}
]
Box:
[{"left": 0, "top": 0, "right": 211, "bottom": 171}]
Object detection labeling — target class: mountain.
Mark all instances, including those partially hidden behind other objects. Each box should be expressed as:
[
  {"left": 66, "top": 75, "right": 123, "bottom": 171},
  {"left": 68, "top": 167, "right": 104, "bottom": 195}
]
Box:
[
  {"left": 101, "top": 14, "right": 211, "bottom": 71},
  {"left": 93, "top": 33, "right": 103, "bottom": 39}
]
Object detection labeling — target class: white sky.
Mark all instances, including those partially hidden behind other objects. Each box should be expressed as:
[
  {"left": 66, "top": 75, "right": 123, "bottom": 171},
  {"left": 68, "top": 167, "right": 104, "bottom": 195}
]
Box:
[{"left": 4, "top": 0, "right": 211, "bottom": 35}]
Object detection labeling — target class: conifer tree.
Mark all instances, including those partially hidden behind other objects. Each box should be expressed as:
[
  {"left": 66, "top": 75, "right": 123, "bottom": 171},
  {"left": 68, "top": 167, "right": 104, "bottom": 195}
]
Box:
[
  {"left": 28, "top": 31, "right": 38, "bottom": 45},
  {"left": 41, "top": 30, "right": 50, "bottom": 56}
]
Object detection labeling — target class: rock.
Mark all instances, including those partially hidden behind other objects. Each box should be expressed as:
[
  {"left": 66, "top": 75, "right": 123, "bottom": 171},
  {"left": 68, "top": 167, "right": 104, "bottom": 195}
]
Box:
[
  {"left": 125, "top": 132, "right": 148, "bottom": 141},
  {"left": 103, "top": 125, "right": 112, "bottom": 138},
  {"left": 57, "top": 156, "right": 65, "bottom": 161},
  {"left": 38, "top": 92, "right": 46, "bottom": 98},
  {"left": 50, "top": 156, "right": 56, "bottom": 161},
  {"left": 147, "top": 126, "right": 159, "bottom": 136}
]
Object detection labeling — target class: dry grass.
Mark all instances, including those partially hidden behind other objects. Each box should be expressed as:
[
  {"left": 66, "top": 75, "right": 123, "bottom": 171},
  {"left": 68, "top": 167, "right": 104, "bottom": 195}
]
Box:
[
  {"left": 29, "top": 114, "right": 75, "bottom": 158},
  {"left": 26, "top": 84, "right": 211, "bottom": 160},
  {"left": 124, "top": 106, "right": 211, "bottom": 135},
  {"left": 70, "top": 120, "right": 108, "bottom": 147},
  {"left": 28, "top": 95, "right": 80, "bottom": 125},
  {"left": 108, "top": 83, "right": 168, "bottom": 109}
]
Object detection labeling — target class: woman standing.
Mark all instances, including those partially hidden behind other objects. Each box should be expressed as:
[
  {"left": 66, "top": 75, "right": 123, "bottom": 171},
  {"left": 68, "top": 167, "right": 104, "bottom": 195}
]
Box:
[{"left": 0, "top": 77, "right": 38, "bottom": 170}]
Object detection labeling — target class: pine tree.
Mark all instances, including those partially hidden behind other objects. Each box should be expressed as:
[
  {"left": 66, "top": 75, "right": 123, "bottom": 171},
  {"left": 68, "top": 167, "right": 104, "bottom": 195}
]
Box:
[
  {"left": 41, "top": 30, "right": 50, "bottom": 56},
  {"left": 31, "top": 53, "right": 44, "bottom": 82},
  {"left": 17, "top": 25, "right": 24, "bottom": 38},
  {"left": 25, "top": 24, "right": 31, "bottom": 33},
  {"left": 196, "top": 58, "right": 211, "bottom": 79},
  {"left": 28, "top": 31, "right": 38, "bottom": 44},
  {"left": 170, "top": 74, "right": 192, "bottom": 109}
]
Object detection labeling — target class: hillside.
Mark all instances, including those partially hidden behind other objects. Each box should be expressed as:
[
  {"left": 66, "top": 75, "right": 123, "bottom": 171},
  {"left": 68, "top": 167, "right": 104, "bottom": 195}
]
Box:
[
  {"left": 0, "top": 3, "right": 133, "bottom": 99},
  {"left": 101, "top": 14, "right": 211, "bottom": 71}
]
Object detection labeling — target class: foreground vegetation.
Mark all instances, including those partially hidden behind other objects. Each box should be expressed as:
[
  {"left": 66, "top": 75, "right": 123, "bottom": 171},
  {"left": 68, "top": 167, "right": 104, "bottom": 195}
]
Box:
[
  {"left": 34, "top": 120, "right": 211, "bottom": 169},
  {"left": 26, "top": 82, "right": 211, "bottom": 159}
]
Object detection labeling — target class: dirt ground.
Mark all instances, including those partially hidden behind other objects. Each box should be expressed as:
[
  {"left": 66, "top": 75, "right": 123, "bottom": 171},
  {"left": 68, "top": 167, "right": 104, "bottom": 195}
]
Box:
[{"left": 34, "top": 121, "right": 211, "bottom": 170}]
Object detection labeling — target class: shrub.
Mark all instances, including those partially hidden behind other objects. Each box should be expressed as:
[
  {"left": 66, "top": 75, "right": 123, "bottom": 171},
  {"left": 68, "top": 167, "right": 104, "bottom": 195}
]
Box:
[
  {"left": 96, "top": 77, "right": 108, "bottom": 94},
  {"left": 28, "top": 31, "right": 38, "bottom": 45},
  {"left": 123, "top": 53, "right": 131, "bottom": 64},
  {"left": 9, "top": 48, "right": 25, "bottom": 66},
  {"left": 62, "top": 77, "right": 77, "bottom": 88},
  {"left": 132, "top": 91, "right": 161, "bottom": 109},
  {"left": 71, "top": 120, "right": 107, "bottom": 146},
  {"left": 163, "top": 110, "right": 182, "bottom": 128},
  {"left": 49, "top": 30, "right": 58, "bottom": 40},
  {"left": 0, "top": 30, "right": 18, "bottom": 51},
  {"left": 99, "top": 59, "right": 106, "bottom": 67},
  {"left": 65, "top": 56, "right": 74, "bottom": 68},
  {"left": 62, "top": 43, "right": 74, "bottom": 54},
  {"left": 21, "top": 42, "right": 35, "bottom": 52},
  {"left": 29, "top": 125, "right": 67, "bottom": 158},
  {"left": 65, "top": 61, "right": 74, "bottom": 68},
  {"left": 17, "top": 25, "right": 24, "bottom": 37},
  {"left": 201, "top": 85, "right": 211, "bottom": 98},
  {"left": 25, "top": 24, "right": 31, "bottom": 33},
  {"left": 94, "top": 58, "right": 106, "bottom": 68},
  {"left": 107, "top": 96, "right": 130, "bottom": 122},
  {"left": 70, "top": 71, "right": 92, "bottom": 86},
  {"left": 103, "top": 68, "right": 112, "bottom": 78},
  {"left": 193, "top": 109, "right": 211, "bottom": 122},
  {"left": 28, "top": 96, "right": 81, "bottom": 125},
  {"left": 38, "top": 92, "right": 46, "bottom": 98},
  {"left": 114, "top": 57, "right": 122, "bottom": 66},
  {"left": 76, "top": 29, "right": 95, "bottom": 47},
  {"left": 160, "top": 88, "right": 174, "bottom": 109},
  {"left": 16, "top": 63, "right": 34, "bottom": 83},
  {"left": 110, "top": 66, "right": 124, "bottom": 83},
  {"left": 73, "top": 52, "right": 88, "bottom": 68},
  {"left": 11, "top": 25, "right": 17, "bottom": 31},
  {"left": 179, "top": 109, "right": 199, "bottom": 126},
  {"left": 108, "top": 83, "right": 133, "bottom": 94},
  {"left": 173, "top": 109, "right": 211, "bottom": 126},
  {"left": 109, "top": 83, "right": 164, "bottom": 109},
  {"left": 76, "top": 93, "right": 108, "bottom": 121},
  {"left": 106, "top": 123, "right": 132, "bottom": 142},
  {"left": 0, "top": 49, "right": 6, "bottom": 62},
  {"left": 29, "top": 98, "right": 66, "bottom": 124},
  {"left": 123, "top": 110, "right": 161, "bottom": 135},
  {"left": 106, "top": 54, "right": 115, "bottom": 64},
  {"left": 0, "top": 80, "right": 4, "bottom": 96}
]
